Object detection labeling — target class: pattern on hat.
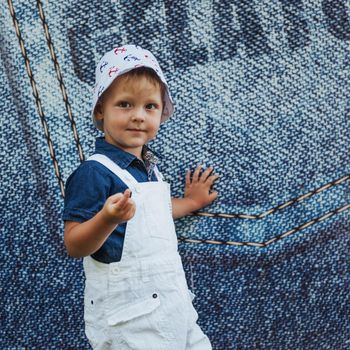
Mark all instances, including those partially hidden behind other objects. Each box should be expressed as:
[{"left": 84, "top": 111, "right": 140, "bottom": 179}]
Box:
[{"left": 91, "top": 45, "right": 175, "bottom": 130}]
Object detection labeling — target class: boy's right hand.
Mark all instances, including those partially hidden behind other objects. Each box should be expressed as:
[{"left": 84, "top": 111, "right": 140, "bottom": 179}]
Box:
[{"left": 102, "top": 189, "right": 136, "bottom": 225}]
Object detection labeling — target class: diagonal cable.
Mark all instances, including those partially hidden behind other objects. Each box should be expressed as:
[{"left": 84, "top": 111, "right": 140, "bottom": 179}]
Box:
[
  {"left": 192, "top": 173, "right": 350, "bottom": 219},
  {"left": 7, "top": 0, "right": 65, "bottom": 197},
  {"left": 179, "top": 203, "right": 350, "bottom": 247},
  {"left": 36, "top": 0, "right": 85, "bottom": 162}
]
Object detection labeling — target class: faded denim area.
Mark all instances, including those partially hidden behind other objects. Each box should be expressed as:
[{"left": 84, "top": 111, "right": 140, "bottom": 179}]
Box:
[{"left": 1, "top": 1, "right": 350, "bottom": 349}]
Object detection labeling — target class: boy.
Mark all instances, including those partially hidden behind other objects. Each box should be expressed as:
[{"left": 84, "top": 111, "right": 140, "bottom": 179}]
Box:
[{"left": 63, "top": 45, "right": 219, "bottom": 349}]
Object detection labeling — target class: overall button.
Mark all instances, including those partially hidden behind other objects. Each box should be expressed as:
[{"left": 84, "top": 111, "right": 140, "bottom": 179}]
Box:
[{"left": 111, "top": 266, "right": 119, "bottom": 274}]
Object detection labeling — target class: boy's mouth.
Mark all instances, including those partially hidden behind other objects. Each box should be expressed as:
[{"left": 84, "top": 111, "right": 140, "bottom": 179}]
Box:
[{"left": 127, "top": 128, "right": 146, "bottom": 132}]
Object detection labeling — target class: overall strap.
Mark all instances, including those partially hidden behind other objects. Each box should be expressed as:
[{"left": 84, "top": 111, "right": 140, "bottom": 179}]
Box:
[
  {"left": 87, "top": 154, "right": 139, "bottom": 189},
  {"left": 153, "top": 165, "right": 164, "bottom": 182}
]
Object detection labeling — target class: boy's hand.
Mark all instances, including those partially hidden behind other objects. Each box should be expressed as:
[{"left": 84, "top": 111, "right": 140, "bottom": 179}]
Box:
[
  {"left": 102, "top": 189, "right": 136, "bottom": 225},
  {"left": 184, "top": 165, "right": 219, "bottom": 211}
]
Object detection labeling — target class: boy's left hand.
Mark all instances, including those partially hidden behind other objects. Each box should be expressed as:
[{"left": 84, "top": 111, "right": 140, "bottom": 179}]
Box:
[{"left": 184, "top": 165, "right": 219, "bottom": 211}]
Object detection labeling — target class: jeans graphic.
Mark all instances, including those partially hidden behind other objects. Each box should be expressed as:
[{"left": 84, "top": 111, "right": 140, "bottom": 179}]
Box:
[{"left": 1, "top": 1, "right": 349, "bottom": 349}]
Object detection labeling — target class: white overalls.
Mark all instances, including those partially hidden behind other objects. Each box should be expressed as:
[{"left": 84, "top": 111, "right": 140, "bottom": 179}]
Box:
[{"left": 83, "top": 154, "right": 212, "bottom": 350}]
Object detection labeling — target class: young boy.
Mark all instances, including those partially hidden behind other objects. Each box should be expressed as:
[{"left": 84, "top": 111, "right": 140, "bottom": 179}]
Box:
[{"left": 63, "top": 45, "right": 219, "bottom": 350}]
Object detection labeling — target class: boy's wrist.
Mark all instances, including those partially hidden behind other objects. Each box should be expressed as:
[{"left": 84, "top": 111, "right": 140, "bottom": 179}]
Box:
[
  {"left": 183, "top": 197, "right": 201, "bottom": 213},
  {"left": 99, "top": 207, "right": 121, "bottom": 226}
]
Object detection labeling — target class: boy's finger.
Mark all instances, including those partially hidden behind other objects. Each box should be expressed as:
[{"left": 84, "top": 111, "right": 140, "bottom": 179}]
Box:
[
  {"left": 185, "top": 170, "right": 191, "bottom": 186},
  {"left": 119, "top": 200, "right": 136, "bottom": 220},
  {"left": 199, "top": 166, "right": 214, "bottom": 183},
  {"left": 123, "top": 189, "right": 132, "bottom": 197},
  {"left": 112, "top": 189, "right": 131, "bottom": 208},
  {"left": 126, "top": 203, "right": 136, "bottom": 218},
  {"left": 123, "top": 198, "right": 135, "bottom": 211},
  {"left": 209, "top": 191, "right": 219, "bottom": 201},
  {"left": 207, "top": 174, "right": 220, "bottom": 183},
  {"left": 206, "top": 174, "right": 220, "bottom": 185},
  {"left": 192, "top": 164, "right": 202, "bottom": 182},
  {"left": 109, "top": 192, "right": 124, "bottom": 203}
]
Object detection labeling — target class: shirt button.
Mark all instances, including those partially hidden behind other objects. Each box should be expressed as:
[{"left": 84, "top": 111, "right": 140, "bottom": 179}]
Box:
[
  {"left": 152, "top": 293, "right": 158, "bottom": 299},
  {"left": 112, "top": 266, "right": 119, "bottom": 274},
  {"left": 135, "top": 185, "right": 142, "bottom": 193}
]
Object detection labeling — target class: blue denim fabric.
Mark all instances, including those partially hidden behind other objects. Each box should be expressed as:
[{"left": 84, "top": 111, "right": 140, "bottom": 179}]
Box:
[
  {"left": 1, "top": 1, "right": 350, "bottom": 349},
  {"left": 63, "top": 137, "right": 159, "bottom": 263}
]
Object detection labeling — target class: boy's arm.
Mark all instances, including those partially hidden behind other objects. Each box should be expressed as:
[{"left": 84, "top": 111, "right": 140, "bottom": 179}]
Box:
[
  {"left": 64, "top": 189, "right": 135, "bottom": 258},
  {"left": 171, "top": 165, "right": 219, "bottom": 219}
]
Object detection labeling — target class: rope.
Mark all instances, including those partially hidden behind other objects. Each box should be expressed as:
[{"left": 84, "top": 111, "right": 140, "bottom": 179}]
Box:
[
  {"left": 179, "top": 203, "right": 350, "bottom": 247},
  {"left": 36, "top": 0, "right": 85, "bottom": 163},
  {"left": 7, "top": 0, "right": 65, "bottom": 197}
]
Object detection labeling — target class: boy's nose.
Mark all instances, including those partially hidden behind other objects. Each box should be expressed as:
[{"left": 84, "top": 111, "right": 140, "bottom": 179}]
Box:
[{"left": 131, "top": 107, "right": 146, "bottom": 122}]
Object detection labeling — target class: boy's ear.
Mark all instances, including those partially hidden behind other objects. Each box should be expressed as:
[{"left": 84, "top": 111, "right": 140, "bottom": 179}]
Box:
[{"left": 94, "top": 103, "right": 104, "bottom": 121}]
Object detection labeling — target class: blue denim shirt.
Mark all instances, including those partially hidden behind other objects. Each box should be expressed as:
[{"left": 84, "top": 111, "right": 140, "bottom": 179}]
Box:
[{"left": 62, "top": 137, "right": 160, "bottom": 263}]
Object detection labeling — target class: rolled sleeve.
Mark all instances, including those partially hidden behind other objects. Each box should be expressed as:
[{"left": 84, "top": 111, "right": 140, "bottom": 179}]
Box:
[{"left": 62, "top": 161, "right": 115, "bottom": 223}]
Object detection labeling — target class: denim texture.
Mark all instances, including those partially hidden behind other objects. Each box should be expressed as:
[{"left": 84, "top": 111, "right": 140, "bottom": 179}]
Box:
[{"left": 1, "top": 1, "right": 349, "bottom": 349}]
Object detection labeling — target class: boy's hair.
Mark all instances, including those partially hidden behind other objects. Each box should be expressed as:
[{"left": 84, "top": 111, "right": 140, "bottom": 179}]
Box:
[
  {"left": 94, "top": 67, "right": 166, "bottom": 119},
  {"left": 117, "top": 67, "right": 166, "bottom": 95}
]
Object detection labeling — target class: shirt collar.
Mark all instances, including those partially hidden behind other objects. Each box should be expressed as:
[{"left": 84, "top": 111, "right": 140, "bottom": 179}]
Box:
[{"left": 95, "top": 137, "right": 162, "bottom": 169}]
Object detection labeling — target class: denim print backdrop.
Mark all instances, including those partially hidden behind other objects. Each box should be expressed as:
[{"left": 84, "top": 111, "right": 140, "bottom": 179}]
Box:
[{"left": 1, "top": 0, "right": 350, "bottom": 349}]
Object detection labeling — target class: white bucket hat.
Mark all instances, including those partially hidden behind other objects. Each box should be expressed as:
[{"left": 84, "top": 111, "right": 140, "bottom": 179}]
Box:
[{"left": 91, "top": 44, "right": 175, "bottom": 130}]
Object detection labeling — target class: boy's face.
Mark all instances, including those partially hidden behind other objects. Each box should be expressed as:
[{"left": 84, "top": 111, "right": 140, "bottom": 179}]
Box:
[{"left": 95, "top": 74, "right": 163, "bottom": 159}]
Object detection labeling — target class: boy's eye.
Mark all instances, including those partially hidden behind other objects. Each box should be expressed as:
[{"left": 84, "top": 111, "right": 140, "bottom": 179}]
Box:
[
  {"left": 117, "top": 101, "right": 131, "bottom": 108},
  {"left": 146, "top": 103, "right": 158, "bottom": 110}
]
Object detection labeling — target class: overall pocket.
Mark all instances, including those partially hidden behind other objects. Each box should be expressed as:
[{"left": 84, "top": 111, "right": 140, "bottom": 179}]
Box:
[
  {"left": 107, "top": 291, "right": 171, "bottom": 348},
  {"left": 143, "top": 184, "right": 175, "bottom": 240},
  {"left": 84, "top": 279, "right": 108, "bottom": 348},
  {"left": 107, "top": 292, "right": 160, "bottom": 326},
  {"left": 84, "top": 279, "right": 106, "bottom": 325}
]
